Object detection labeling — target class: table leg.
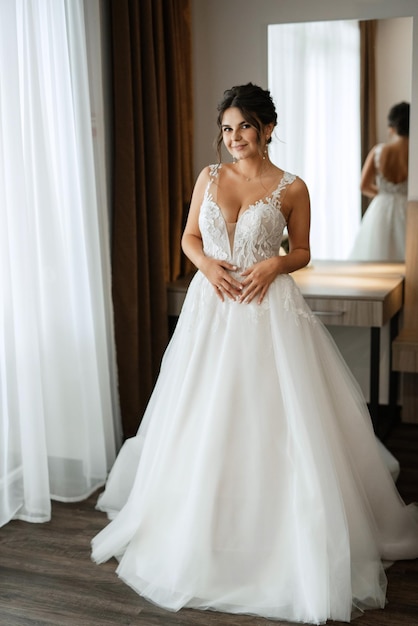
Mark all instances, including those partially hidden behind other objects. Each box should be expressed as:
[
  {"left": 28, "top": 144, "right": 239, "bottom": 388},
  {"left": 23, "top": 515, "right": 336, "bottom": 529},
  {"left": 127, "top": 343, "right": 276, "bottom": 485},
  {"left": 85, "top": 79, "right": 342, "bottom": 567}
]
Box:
[
  {"left": 389, "top": 312, "right": 400, "bottom": 410},
  {"left": 369, "top": 327, "right": 380, "bottom": 433}
]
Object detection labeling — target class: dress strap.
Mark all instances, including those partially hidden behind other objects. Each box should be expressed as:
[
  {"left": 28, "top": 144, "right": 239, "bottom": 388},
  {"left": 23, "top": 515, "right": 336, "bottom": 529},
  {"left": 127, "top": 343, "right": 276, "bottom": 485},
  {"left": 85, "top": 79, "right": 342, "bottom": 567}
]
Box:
[
  {"left": 270, "top": 171, "right": 296, "bottom": 213},
  {"left": 374, "top": 143, "right": 383, "bottom": 168},
  {"left": 205, "top": 163, "right": 222, "bottom": 198},
  {"left": 208, "top": 163, "right": 222, "bottom": 180}
]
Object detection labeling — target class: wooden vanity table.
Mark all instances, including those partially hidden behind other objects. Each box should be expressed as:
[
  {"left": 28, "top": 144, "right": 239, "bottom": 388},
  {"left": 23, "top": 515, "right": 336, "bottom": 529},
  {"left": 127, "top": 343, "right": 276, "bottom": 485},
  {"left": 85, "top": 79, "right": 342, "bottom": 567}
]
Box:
[{"left": 167, "top": 261, "right": 405, "bottom": 434}]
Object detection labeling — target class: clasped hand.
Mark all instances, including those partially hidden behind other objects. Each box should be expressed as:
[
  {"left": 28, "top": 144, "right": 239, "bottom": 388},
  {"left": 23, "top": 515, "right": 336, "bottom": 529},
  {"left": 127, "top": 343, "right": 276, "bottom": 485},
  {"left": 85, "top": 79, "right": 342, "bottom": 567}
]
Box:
[{"left": 203, "top": 257, "right": 279, "bottom": 304}]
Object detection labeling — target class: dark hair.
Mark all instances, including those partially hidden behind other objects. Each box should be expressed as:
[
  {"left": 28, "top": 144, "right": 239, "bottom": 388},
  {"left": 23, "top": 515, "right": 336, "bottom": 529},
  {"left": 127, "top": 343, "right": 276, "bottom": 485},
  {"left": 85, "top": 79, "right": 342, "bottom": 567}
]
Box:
[
  {"left": 388, "top": 101, "right": 410, "bottom": 137},
  {"left": 215, "top": 83, "right": 278, "bottom": 160}
]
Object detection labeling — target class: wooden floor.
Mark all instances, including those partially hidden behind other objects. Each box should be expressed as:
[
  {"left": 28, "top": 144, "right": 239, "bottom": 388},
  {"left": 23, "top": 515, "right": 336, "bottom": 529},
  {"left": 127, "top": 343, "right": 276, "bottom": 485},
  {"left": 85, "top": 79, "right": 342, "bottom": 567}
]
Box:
[{"left": 1, "top": 422, "right": 418, "bottom": 626}]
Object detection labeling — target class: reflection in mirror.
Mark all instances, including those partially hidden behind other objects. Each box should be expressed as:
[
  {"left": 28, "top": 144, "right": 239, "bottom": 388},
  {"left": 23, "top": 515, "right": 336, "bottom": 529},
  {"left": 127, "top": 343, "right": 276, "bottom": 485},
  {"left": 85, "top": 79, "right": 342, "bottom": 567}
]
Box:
[
  {"left": 268, "top": 18, "right": 412, "bottom": 261},
  {"left": 348, "top": 101, "right": 409, "bottom": 262}
]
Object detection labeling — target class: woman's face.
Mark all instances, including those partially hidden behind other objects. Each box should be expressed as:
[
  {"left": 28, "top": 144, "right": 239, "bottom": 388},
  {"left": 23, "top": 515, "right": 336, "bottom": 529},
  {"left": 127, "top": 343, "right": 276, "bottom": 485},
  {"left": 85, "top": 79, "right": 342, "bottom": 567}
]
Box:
[{"left": 220, "top": 107, "right": 261, "bottom": 160}]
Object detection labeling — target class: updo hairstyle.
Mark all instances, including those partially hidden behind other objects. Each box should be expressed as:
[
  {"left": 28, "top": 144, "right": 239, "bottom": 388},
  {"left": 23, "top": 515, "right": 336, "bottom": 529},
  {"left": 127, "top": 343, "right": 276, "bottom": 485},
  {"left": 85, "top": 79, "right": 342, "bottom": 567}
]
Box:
[
  {"left": 215, "top": 83, "right": 278, "bottom": 161},
  {"left": 388, "top": 101, "right": 410, "bottom": 137}
]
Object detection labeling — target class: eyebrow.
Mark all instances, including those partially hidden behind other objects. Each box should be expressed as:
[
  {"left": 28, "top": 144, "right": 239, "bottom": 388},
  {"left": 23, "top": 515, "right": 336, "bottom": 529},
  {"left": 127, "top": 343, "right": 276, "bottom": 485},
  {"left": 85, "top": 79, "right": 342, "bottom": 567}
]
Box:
[{"left": 221, "top": 121, "right": 247, "bottom": 128}]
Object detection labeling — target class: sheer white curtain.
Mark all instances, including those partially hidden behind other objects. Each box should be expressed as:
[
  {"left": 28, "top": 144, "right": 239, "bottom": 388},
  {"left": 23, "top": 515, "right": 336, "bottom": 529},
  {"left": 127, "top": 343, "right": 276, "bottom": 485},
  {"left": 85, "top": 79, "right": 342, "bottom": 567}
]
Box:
[
  {"left": 268, "top": 20, "right": 361, "bottom": 259},
  {"left": 0, "top": 0, "right": 120, "bottom": 526}
]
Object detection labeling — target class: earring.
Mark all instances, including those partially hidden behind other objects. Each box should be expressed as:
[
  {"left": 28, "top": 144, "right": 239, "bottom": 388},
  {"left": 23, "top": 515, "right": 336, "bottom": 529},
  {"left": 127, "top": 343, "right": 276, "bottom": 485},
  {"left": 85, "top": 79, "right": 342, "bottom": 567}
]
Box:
[{"left": 263, "top": 145, "right": 268, "bottom": 160}]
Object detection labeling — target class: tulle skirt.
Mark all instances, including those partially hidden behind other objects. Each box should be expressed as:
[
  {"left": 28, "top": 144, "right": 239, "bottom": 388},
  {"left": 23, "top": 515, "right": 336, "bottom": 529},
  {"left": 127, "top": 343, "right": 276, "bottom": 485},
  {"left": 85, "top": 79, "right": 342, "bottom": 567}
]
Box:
[
  {"left": 92, "top": 271, "right": 418, "bottom": 624},
  {"left": 349, "top": 192, "right": 406, "bottom": 261}
]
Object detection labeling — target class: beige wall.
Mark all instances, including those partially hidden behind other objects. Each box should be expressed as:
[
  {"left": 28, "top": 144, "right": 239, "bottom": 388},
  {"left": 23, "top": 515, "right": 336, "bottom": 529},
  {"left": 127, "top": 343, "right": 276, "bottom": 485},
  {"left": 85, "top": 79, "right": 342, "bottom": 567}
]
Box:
[
  {"left": 191, "top": 0, "right": 418, "bottom": 200},
  {"left": 376, "top": 18, "right": 412, "bottom": 142}
]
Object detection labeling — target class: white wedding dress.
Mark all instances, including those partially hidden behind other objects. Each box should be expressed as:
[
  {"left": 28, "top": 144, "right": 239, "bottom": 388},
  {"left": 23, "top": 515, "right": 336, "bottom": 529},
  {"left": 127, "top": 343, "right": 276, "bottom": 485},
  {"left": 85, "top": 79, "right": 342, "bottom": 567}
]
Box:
[
  {"left": 92, "top": 165, "right": 418, "bottom": 625},
  {"left": 349, "top": 143, "right": 407, "bottom": 261}
]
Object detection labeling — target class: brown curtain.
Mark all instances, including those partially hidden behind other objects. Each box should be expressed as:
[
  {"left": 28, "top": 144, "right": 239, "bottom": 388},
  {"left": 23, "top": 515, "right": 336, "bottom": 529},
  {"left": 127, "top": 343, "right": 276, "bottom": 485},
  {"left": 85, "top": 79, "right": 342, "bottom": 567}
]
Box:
[
  {"left": 108, "top": 0, "right": 194, "bottom": 438},
  {"left": 360, "top": 20, "right": 377, "bottom": 216}
]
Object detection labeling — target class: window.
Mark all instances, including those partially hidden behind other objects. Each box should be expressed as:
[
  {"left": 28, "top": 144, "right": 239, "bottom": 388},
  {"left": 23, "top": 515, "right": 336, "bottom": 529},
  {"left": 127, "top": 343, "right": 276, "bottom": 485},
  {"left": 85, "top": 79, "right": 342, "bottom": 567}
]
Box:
[{"left": 0, "top": 0, "right": 119, "bottom": 526}]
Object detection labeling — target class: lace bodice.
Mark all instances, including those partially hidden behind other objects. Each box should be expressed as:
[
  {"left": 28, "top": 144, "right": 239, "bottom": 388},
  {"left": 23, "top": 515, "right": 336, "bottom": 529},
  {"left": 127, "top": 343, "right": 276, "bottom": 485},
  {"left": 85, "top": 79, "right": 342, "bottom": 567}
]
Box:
[
  {"left": 199, "top": 164, "right": 295, "bottom": 271},
  {"left": 375, "top": 144, "right": 408, "bottom": 196}
]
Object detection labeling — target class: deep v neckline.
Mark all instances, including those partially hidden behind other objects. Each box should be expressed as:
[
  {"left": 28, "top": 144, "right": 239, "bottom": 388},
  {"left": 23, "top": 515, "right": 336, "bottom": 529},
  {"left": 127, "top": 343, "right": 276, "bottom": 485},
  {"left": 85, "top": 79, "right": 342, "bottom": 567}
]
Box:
[
  {"left": 206, "top": 197, "right": 278, "bottom": 257},
  {"left": 203, "top": 165, "right": 292, "bottom": 256},
  {"left": 209, "top": 196, "right": 259, "bottom": 227},
  {"left": 207, "top": 165, "right": 288, "bottom": 227}
]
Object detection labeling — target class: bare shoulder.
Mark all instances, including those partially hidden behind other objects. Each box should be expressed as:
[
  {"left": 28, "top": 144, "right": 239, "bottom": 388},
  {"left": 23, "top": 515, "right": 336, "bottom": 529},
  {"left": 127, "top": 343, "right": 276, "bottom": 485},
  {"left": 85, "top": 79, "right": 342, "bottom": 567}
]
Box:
[
  {"left": 290, "top": 174, "right": 309, "bottom": 193},
  {"left": 286, "top": 175, "right": 310, "bottom": 204},
  {"left": 191, "top": 165, "right": 213, "bottom": 197},
  {"left": 363, "top": 145, "right": 378, "bottom": 170},
  {"left": 280, "top": 175, "right": 310, "bottom": 222},
  {"left": 195, "top": 164, "right": 212, "bottom": 185}
]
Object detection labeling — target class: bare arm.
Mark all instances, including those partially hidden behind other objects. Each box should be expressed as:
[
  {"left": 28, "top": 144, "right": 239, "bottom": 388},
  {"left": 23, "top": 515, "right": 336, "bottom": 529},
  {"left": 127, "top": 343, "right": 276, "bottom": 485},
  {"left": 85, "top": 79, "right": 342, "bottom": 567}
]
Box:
[
  {"left": 240, "top": 176, "right": 311, "bottom": 304},
  {"left": 360, "top": 147, "right": 378, "bottom": 198},
  {"left": 276, "top": 177, "right": 311, "bottom": 273},
  {"left": 181, "top": 167, "right": 243, "bottom": 301}
]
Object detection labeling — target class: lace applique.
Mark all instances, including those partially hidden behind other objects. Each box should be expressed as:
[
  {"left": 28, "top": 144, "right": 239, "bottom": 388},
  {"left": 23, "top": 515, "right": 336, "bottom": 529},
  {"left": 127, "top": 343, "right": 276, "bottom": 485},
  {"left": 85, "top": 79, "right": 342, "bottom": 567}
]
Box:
[
  {"left": 374, "top": 144, "right": 408, "bottom": 196},
  {"left": 200, "top": 165, "right": 292, "bottom": 270},
  {"left": 179, "top": 273, "right": 220, "bottom": 333},
  {"left": 184, "top": 166, "right": 305, "bottom": 331},
  {"left": 209, "top": 163, "right": 222, "bottom": 179},
  {"left": 199, "top": 199, "right": 231, "bottom": 262},
  {"left": 181, "top": 273, "right": 316, "bottom": 336},
  {"left": 179, "top": 271, "right": 271, "bottom": 335},
  {"left": 280, "top": 275, "right": 318, "bottom": 327},
  {"left": 269, "top": 171, "right": 297, "bottom": 210}
]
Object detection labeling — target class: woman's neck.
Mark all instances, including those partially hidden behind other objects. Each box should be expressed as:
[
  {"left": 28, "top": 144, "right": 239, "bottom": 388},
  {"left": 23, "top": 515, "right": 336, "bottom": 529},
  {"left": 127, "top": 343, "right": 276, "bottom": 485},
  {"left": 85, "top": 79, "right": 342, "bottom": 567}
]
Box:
[{"left": 234, "top": 157, "right": 272, "bottom": 182}]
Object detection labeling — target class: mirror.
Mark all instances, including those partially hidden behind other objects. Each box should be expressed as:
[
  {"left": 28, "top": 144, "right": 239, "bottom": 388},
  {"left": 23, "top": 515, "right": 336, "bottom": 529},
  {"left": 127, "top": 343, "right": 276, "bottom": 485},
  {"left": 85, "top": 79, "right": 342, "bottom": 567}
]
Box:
[{"left": 268, "top": 17, "right": 413, "bottom": 261}]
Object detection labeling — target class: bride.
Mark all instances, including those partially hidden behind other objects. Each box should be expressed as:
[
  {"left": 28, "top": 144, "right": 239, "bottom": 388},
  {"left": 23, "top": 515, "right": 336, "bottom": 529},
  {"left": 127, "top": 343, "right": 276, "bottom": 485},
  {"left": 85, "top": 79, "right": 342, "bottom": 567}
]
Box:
[{"left": 92, "top": 83, "right": 418, "bottom": 625}]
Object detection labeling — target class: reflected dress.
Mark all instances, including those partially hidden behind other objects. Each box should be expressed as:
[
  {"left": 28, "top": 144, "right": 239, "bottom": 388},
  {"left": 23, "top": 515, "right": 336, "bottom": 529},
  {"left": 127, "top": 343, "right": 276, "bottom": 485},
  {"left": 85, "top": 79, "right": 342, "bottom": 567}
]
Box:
[
  {"left": 92, "top": 165, "right": 418, "bottom": 624},
  {"left": 349, "top": 143, "right": 407, "bottom": 261}
]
